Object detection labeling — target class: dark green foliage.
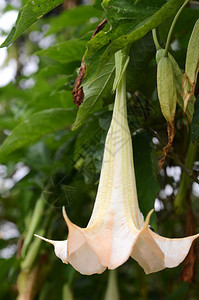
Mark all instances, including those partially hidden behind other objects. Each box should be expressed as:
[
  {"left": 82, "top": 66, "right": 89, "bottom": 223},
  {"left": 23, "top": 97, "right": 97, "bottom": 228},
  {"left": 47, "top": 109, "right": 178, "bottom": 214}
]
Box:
[
  {"left": 133, "top": 131, "right": 160, "bottom": 227},
  {"left": 192, "top": 96, "right": 199, "bottom": 142}
]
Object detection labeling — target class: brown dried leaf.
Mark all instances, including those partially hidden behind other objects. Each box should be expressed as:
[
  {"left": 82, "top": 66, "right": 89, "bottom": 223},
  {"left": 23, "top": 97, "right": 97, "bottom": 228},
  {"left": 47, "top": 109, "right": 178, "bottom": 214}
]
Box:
[{"left": 72, "top": 18, "right": 107, "bottom": 107}]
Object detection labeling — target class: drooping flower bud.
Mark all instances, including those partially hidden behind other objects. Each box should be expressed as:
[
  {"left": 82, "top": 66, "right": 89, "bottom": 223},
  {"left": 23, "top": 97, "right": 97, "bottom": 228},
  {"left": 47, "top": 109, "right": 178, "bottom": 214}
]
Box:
[
  {"left": 183, "top": 19, "right": 199, "bottom": 112},
  {"left": 157, "top": 55, "right": 177, "bottom": 168}
]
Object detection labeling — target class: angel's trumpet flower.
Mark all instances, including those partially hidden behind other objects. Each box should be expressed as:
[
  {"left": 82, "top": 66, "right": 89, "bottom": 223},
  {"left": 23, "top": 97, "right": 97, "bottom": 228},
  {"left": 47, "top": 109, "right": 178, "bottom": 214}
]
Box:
[{"left": 35, "top": 52, "right": 199, "bottom": 275}]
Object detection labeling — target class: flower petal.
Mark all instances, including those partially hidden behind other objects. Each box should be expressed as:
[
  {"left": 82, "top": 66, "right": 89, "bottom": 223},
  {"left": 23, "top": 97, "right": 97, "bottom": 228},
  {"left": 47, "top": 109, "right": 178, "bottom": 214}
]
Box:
[
  {"left": 87, "top": 214, "right": 140, "bottom": 270},
  {"left": 131, "top": 210, "right": 165, "bottom": 274},
  {"left": 108, "top": 226, "right": 140, "bottom": 269},
  {"left": 34, "top": 234, "right": 68, "bottom": 263},
  {"left": 63, "top": 207, "right": 140, "bottom": 271},
  {"left": 131, "top": 221, "right": 199, "bottom": 275},
  {"left": 62, "top": 208, "right": 86, "bottom": 255},
  {"left": 150, "top": 231, "right": 199, "bottom": 270},
  {"left": 131, "top": 229, "right": 165, "bottom": 274},
  {"left": 68, "top": 242, "right": 106, "bottom": 275},
  {"left": 62, "top": 207, "right": 108, "bottom": 274}
]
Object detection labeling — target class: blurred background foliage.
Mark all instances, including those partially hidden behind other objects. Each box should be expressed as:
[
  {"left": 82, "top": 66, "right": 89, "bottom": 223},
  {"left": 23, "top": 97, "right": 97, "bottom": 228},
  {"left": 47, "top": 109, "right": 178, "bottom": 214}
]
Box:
[{"left": 0, "top": 0, "right": 199, "bottom": 299}]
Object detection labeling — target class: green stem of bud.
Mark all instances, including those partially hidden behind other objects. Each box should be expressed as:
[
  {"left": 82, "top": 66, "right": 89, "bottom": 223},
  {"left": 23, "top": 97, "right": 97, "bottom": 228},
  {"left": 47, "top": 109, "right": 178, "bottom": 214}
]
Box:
[
  {"left": 152, "top": 29, "right": 161, "bottom": 51},
  {"left": 164, "top": 0, "right": 190, "bottom": 57}
]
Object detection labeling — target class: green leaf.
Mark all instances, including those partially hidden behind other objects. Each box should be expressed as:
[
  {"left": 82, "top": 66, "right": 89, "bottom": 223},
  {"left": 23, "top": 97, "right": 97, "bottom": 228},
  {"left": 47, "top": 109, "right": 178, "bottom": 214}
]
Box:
[
  {"left": 74, "top": 117, "right": 102, "bottom": 161},
  {"left": 94, "top": 0, "right": 103, "bottom": 10},
  {"left": 75, "top": 34, "right": 156, "bottom": 131},
  {"left": 73, "top": 57, "right": 115, "bottom": 130},
  {"left": 133, "top": 131, "right": 160, "bottom": 227},
  {"left": 46, "top": 5, "right": 103, "bottom": 35},
  {"left": 74, "top": 34, "right": 156, "bottom": 131},
  {"left": 35, "top": 39, "right": 87, "bottom": 63},
  {"left": 83, "top": 0, "right": 184, "bottom": 84},
  {"left": 127, "top": 32, "right": 155, "bottom": 94},
  {"left": 0, "top": 108, "right": 76, "bottom": 161},
  {"left": 192, "top": 96, "right": 199, "bottom": 143},
  {"left": 36, "top": 62, "right": 78, "bottom": 78},
  {"left": 0, "top": 0, "right": 65, "bottom": 48}
]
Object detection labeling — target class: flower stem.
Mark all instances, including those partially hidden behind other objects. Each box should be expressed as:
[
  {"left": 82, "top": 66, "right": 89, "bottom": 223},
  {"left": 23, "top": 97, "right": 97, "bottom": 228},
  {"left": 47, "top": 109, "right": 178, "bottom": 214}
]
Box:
[
  {"left": 164, "top": 0, "right": 190, "bottom": 57},
  {"left": 104, "top": 270, "right": 119, "bottom": 300}
]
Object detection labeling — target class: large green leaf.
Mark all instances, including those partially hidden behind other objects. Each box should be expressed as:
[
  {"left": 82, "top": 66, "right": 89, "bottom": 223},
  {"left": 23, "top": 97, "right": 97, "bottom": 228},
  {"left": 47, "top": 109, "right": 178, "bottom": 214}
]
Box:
[
  {"left": 127, "top": 32, "right": 156, "bottom": 94},
  {"left": 35, "top": 39, "right": 87, "bottom": 63},
  {"left": 0, "top": 0, "right": 65, "bottom": 48},
  {"left": 74, "top": 33, "right": 156, "bottom": 130},
  {"left": 83, "top": 0, "right": 184, "bottom": 84},
  {"left": 73, "top": 57, "right": 115, "bottom": 130},
  {"left": 46, "top": 5, "right": 103, "bottom": 35},
  {"left": 36, "top": 62, "right": 78, "bottom": 78},
  {"left": 0, "top": 108, "right": 76, "bottom": 161}
]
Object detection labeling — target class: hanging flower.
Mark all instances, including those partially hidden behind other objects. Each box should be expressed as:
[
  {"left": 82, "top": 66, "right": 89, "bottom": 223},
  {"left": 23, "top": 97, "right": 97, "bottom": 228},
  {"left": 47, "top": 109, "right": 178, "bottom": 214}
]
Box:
[{"left": 35, "top": 52, "right": 199, "bottom": 275}]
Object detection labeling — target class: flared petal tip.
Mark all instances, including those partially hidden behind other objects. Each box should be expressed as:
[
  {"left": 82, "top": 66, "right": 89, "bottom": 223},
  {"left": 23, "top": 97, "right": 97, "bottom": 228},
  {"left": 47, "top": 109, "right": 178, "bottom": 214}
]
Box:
[
  {"left": 35, "top": 233, "right": 68, "bottom": 263},
  {"left": 62, "top": 206, "right": 71, "bottom": 225},
  {"left": 140, "top": 230, "right": 199, "bottom": 274},
  {"left": 34, "top": 233, "right": 54, "bottom": 245},
  {"left": 143, "top": 209, "right": 154, "bottom": 229}
]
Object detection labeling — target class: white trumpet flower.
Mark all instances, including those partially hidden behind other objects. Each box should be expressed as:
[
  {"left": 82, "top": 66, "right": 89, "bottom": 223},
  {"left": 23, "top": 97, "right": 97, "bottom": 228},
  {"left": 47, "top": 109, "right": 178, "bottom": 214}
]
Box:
[{"left": 35, "top": 52, "right": 199, "bottom": 275}]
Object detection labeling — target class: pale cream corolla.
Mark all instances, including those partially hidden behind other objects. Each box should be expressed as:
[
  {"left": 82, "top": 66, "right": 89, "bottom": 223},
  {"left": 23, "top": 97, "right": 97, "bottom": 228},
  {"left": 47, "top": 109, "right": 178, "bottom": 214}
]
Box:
[{"left": 35, "top": 68, "right": 199, "bottom": 275}]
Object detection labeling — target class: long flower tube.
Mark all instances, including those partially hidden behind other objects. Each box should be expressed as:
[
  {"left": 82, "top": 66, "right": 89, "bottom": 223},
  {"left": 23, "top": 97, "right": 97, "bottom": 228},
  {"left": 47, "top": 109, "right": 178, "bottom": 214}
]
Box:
[{"left": 35, "top": 52, "right": 199, "bottom": 275}]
